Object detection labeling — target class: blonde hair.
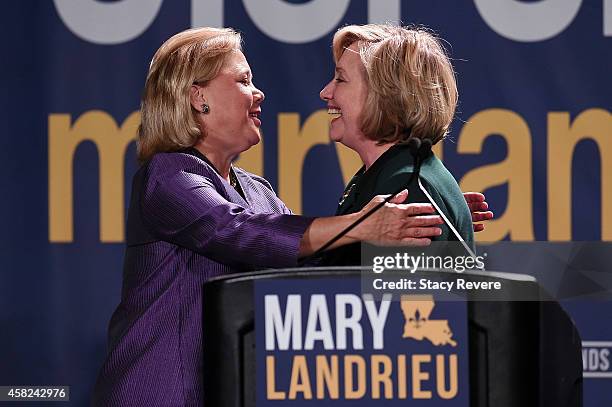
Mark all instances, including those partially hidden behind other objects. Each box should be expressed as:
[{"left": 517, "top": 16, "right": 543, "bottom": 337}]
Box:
[
  {"left": 332, "top": 24, "right": 458, "bottom": 144},
  {"left": 137, "top": 27, "right": 242, "bottom": 162}
]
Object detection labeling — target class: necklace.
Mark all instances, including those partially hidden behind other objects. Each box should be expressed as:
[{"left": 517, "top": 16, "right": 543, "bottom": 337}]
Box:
[
  {"left": 229, "top": 167, "right": 247, "bottom": 201},
  {"left": 338, "top": 169, "right": 364, "bottom": 207},
  {"left": 338, "top": 183, "right": 356, "bottom": 207},
  {"left": 229, "top": 168, "right": 239, "bottom": 189}
]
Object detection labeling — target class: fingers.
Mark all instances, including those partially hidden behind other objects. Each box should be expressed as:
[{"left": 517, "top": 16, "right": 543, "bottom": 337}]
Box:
[
  {"left": 468, "top": 201, "right": 488, "bottom": 212},
  {"left": 403, "top": 226, "right": 442, "bottom": 238},
  {"left": 371, "top": 190, "right": 407, "bottom": 204},
  {"left": 371, "top": 195, "right": 386, "bottom": 204},
  {"left": 385, "top": 227, "right": 441, "bottom": 246},
  {"left": 463, "top": 192, "right": 485, "bottom": 203},
  {"left": 366, "top": 193, "right": 399, "bottom": 208},
  {"left": 472, "top": 209, "right": 493, "bottom": 232},
  {"left": 471, "top": 210, "right": 494, "bottom": 222},
  {"left": 405, "top": 215, "right": 443, "bottom": 227},
  {"left": 467, "top": 192, "right": 492, "bottom": 232},
  {"left": 397, "top": 203, "right": 437, "bottom": 216},
  {"left": 387, "top": 189, "right": 408, "bottom": 204}
]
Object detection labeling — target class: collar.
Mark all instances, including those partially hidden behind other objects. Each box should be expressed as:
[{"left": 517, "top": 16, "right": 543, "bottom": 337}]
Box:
[
  {"left": 336, "top": 143, "right": 415, "bottom": 215},
  {"left": 181, "top": 147, "right": 247, "bottom": 201}
]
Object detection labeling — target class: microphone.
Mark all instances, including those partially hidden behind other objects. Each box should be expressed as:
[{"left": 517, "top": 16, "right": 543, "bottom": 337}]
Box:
[
  {"left": 407, "top": 136, "right": 422, "bottom": 158},
  {"left": 298, "top": 137, "right": 431, "bottom": 265}
]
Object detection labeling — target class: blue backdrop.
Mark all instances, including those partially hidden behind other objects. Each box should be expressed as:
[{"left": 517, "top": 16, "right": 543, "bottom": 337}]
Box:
[{"left": 1, "top": 1, "right": 610, "bottom": 405}]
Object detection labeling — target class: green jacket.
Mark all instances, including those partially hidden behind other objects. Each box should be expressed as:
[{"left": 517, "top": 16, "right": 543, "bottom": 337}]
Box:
[{"left": 322, "top": 143, "right": 474, "bottom": 265}]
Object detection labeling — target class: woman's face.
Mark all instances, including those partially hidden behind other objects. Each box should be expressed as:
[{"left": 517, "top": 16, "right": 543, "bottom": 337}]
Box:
[
  {"left": 319, "top": 43, "right": 368, "bottom": 149},
  {"left": 193, "top": 50, "right": 264, "bottom": 154}
]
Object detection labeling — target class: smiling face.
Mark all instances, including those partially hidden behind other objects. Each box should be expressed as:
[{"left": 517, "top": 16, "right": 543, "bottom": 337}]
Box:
[
  {"left": 191, "top": 50, "right": 264, "bottom": 155},
  {"left": 319, "top": 43, "right": 368, "bottom": 149}
]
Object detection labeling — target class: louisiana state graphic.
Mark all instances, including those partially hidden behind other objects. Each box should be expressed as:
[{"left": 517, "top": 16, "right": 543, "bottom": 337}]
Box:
[{"left": 400, "top": 295, "right": 457, "bottom": 347}]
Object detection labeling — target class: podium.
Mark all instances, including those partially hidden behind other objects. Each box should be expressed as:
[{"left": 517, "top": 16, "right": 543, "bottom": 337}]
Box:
[{"left": 202, "top": 268, "right": 582, "bottom": 406}]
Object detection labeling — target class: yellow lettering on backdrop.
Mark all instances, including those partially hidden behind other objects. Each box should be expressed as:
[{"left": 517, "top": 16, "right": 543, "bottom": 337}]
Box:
[
  {"left": 344, "top": 355, "right": 366, "bottom": 399},
  {"left": 548, "top": 109, "right": 612, "bottom": 240},
  {"left": 458, "top": 109, "right": 534, "bottom": 241},
  {"left": 315, "top": 355, "right": 339, "bottom": 399},
  {"left": 371, "top": 355, "right": 393, "bottom": 399},
  {"left": 436, "top": 354, "right": 458, "bottom": 399},
  {"left": 50, "top": 108, "right": 611, "bottom": 244},
  {"left": 278, "top": 110, "right": 361, "bottom": 214},
  {"left": 288, "top": 355, "right": 313, "bottom": 399},
  {"left": 48, "top": 111, "right": 138, "bottom": 243},
  {"left": 397, "top": 354, "right": 408, "bottom": 399},
  {"left": 266, "top": 356, "right": 286, "bottom": 400},
  {"left": 412, "top": 354, "right": 432, "bottom": 399}
]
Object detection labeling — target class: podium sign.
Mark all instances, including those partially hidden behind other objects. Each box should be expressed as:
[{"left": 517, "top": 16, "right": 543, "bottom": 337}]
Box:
[{"left": 255, "top": 278, "right": 470, "bottom": 405}]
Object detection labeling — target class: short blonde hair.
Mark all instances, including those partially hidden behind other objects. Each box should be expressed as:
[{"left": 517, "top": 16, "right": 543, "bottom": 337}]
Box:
[
  {"left": 332, "top": 24, "right": 458, "bottom": 144},
  {"left": 137, "top": 27, "right": 242, "bottom": 162}
]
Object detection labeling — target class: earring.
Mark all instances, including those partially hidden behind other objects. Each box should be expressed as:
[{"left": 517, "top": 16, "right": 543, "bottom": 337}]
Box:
[{"left": 201, "top": 103, "right": 210, "bottom": 114}]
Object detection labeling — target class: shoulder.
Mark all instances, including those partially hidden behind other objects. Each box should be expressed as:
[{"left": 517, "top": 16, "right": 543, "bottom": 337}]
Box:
[
  {"left": 420, "top": 155, "right": 461, "bottom": 196},
  {"left": 376, "top": 145, "right": 416, "bottom": 181},
  {"left": 145, "top": 152, "right": 218, "bottom": 181},
  {"left": 420, "top": 155, "right": 474, "bottom": 237},
  {"left": 375, "top": 154, "right": 415, "bottom": 192},
  {"left": 140, "top": 152, "right": 226, "bottom": 200}
]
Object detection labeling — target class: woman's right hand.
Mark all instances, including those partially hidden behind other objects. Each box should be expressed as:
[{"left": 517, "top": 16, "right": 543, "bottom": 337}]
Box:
[
  {"left": 298, "top": 190, "right": 443, "bottom": 256},
  {"left": 351, "top": 189, "right": 443, "bottom": 246}
]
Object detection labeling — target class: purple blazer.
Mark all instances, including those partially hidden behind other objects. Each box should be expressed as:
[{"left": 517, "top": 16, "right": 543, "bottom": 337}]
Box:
[{"left": 92, "top": 150, "right": 313, "bottom": 406}]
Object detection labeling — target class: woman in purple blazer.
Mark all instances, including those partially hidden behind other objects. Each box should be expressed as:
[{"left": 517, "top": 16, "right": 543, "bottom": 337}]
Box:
[{"left": 92, "top": 27, "right": 450, "bottom": 406}]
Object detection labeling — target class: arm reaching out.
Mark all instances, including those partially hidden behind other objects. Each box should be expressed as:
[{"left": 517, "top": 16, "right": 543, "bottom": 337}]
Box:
[
  {"left": 299, "top": 190, "right": 443, "bottom": 256},
  {"left": 143, "top": 155, "right": 444, "bottom": 268}
]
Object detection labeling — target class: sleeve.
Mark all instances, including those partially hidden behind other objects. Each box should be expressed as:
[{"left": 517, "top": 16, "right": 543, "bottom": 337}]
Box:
[{"left": 140, "top": 155, "right": 314, "bottom": 269}]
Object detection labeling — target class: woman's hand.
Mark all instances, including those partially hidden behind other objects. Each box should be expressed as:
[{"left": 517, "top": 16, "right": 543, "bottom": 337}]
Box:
[
  {"left": 463, "top": 192, "right": 494, "bottom": 232},
  {"left": 351, "top": 190, "right": 443, "bottom": 246},
  {"left": 298, "top": 190, "right": 443, "bottom": 256}
]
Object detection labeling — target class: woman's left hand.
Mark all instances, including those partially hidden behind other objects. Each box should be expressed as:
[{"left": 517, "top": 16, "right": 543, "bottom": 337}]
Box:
[{"left": 463, "top": 192, "right": 494, "bottom": 232}]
